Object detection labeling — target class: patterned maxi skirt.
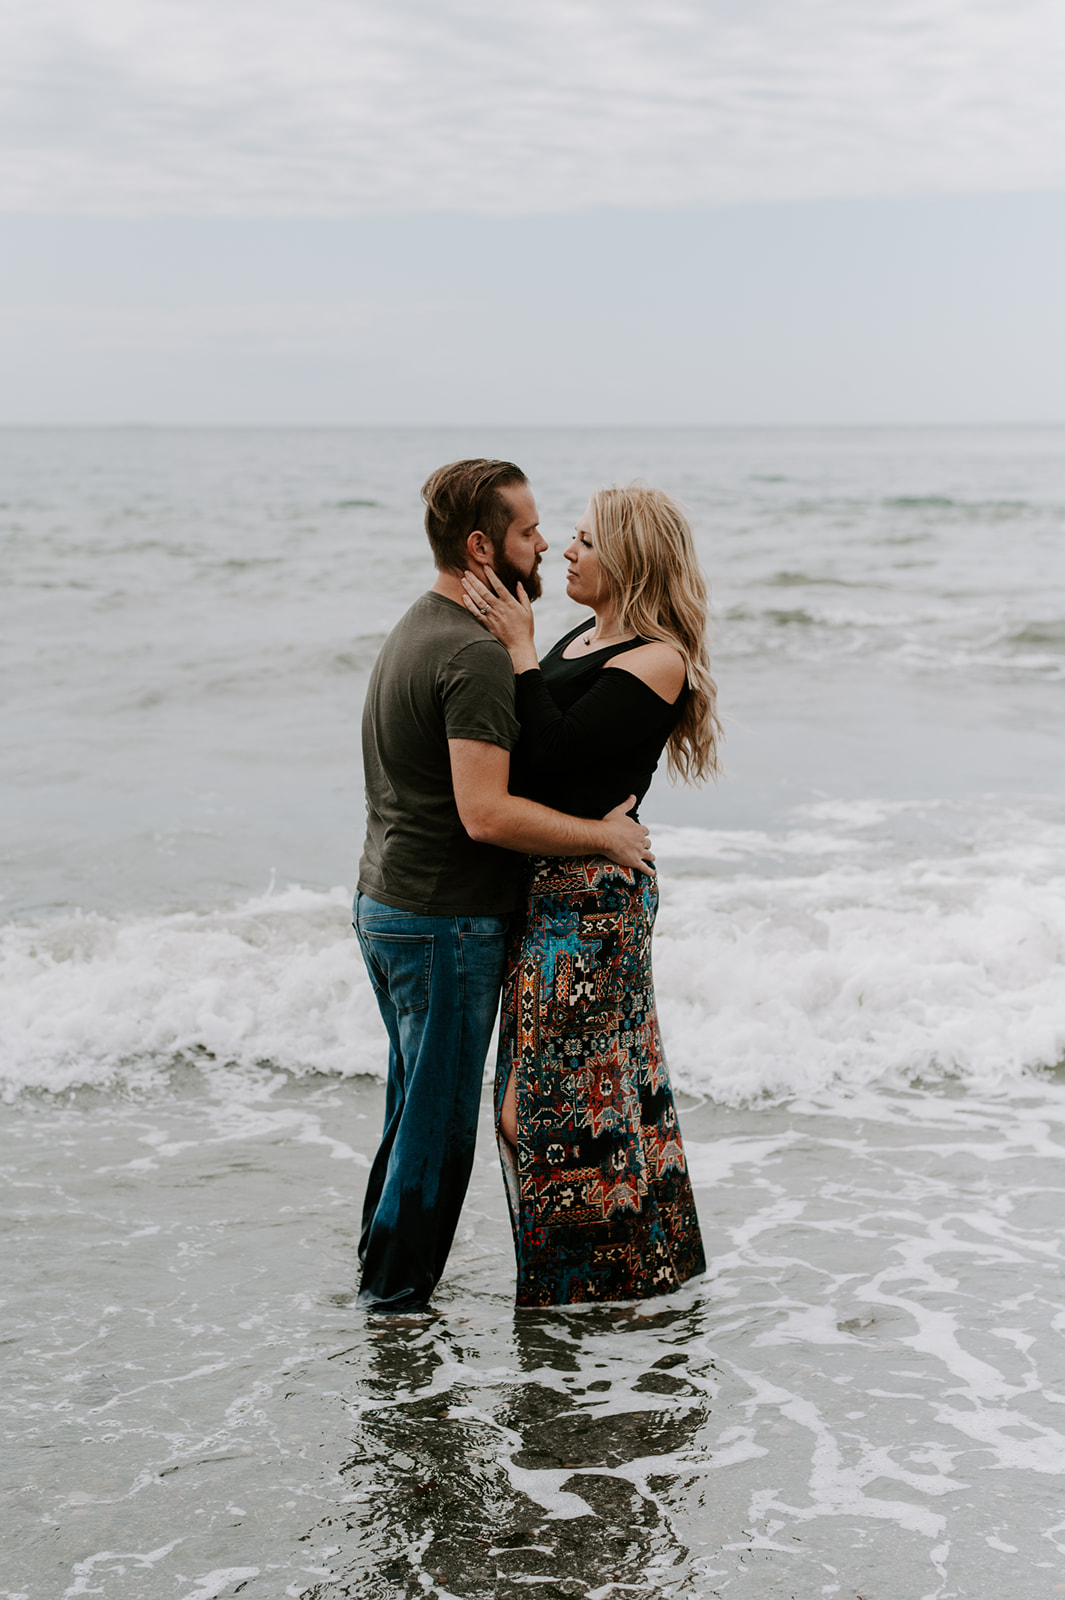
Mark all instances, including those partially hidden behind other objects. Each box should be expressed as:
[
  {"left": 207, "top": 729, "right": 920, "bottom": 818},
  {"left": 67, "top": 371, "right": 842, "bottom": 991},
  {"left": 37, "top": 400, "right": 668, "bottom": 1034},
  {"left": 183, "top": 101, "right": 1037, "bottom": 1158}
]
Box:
[{"left": 495, "top": 855, "right": 706, "bottom": 1307}]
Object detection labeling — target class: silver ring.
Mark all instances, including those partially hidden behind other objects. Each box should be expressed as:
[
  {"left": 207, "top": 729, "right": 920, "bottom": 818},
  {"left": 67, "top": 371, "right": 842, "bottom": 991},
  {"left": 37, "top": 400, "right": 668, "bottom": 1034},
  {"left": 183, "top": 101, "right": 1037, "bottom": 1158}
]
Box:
[{"left": 479, "top": 605, "right": 489, "bottom": 614}]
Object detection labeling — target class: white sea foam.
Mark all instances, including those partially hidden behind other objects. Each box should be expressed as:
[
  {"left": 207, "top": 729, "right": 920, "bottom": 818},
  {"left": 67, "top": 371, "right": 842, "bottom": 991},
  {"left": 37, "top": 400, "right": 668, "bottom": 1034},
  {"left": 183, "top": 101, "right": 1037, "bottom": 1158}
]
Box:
[
  {"left": 2, "top": 803, "right": 1062, "bottom": 1103},
  {"left": 654, "top": 806, "right": 1065, "bottom": 1102},
  {"left": 0, "top": 884, "right": 385, "bottom": 1098}
]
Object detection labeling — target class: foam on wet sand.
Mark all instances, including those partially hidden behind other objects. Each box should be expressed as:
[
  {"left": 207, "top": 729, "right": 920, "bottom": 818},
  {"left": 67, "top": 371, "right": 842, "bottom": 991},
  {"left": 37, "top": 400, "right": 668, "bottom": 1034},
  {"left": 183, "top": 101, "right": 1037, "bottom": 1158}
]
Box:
[
  {"left": 6, "top": 1065, "right": 1065, "bottom": 1598},
  {"left": 5, "top": 426, "right": 1065, "bottom": 1598}
]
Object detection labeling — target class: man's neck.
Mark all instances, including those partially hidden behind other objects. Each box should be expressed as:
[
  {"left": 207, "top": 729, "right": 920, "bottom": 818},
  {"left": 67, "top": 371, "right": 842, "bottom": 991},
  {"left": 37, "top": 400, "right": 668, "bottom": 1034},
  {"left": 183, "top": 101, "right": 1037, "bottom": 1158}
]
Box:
[{"left": 431, "top": 570, "right": 467, "bottom": 606}]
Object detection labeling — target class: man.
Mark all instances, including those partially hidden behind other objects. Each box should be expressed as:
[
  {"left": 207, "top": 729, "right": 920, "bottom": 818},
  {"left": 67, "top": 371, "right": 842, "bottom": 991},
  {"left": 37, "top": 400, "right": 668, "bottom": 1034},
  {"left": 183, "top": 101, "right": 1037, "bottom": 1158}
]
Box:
[{"left": 354, "top": 458, "right": 652, "bottom": 1313}]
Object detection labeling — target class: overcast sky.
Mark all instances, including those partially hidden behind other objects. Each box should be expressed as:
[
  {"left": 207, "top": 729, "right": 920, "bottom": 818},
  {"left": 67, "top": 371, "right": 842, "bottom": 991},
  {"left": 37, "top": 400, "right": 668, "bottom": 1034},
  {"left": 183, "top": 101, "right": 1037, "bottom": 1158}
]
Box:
[{"left": 2, "top": 0, "right": 1064, "bottom": 423}]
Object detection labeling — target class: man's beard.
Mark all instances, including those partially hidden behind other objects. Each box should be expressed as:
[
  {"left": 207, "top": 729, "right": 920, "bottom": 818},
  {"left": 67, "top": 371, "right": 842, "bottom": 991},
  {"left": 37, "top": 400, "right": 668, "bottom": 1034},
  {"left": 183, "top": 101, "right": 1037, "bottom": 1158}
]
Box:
[{"left": 490, "top": 543, "right": 543, "bottom": 601}]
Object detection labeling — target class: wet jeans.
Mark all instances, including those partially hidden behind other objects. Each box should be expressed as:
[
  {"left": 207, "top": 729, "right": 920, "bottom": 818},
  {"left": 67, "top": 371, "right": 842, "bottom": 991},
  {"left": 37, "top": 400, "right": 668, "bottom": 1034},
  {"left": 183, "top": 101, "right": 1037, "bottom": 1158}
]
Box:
[{"left": 353, "top": 891, "right": 509, "bottom": 1312}]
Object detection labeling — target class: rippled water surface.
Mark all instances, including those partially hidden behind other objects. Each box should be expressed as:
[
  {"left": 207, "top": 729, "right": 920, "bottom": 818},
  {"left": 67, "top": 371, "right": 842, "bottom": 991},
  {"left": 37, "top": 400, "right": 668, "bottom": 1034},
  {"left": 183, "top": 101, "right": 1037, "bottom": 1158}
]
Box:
[
  {"left": 4, "top": 425, "right": 1064, "bottom": 922},
  {"left": 2, "top": 428, "right": 1064, "bottom": 1596},
  {"left": 6, "top": 1073, "right": 1065, "bottom": 1599}
]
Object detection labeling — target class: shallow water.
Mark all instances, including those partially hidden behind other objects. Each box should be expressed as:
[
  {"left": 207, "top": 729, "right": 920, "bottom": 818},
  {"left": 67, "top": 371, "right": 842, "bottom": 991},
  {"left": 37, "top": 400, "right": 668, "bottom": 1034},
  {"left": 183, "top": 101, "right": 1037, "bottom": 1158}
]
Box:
[
  {"left": 5, "top": 798, "right": 1063, "bottom": 1105},
  {"left": 6, "top": 1069, "right": 1065, "bottom": 1599},
  {"left": 3, "top": 427, "right": 1065, "bottom": 1597},
  {"left": 4, "top": 425, "right": 1065, "bottom": 924},
  {"left": 3, "top": 426, "right": 1064, "bottom": 1103}
]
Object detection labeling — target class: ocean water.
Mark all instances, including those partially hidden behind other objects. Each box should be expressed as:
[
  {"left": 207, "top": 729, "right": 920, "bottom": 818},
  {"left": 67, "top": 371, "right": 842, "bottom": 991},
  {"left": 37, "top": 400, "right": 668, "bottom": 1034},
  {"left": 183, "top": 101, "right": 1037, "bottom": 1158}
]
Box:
[{"left": 3, "top": 427, "right": 1065, "bottom": 1598}]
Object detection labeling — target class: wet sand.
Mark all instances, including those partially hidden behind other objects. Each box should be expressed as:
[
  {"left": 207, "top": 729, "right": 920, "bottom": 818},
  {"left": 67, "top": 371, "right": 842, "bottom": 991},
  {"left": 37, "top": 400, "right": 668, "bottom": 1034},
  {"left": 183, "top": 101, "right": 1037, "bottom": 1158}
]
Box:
[{"left": 5, "top": 1065, "right": 1065, "bottom": 1599}]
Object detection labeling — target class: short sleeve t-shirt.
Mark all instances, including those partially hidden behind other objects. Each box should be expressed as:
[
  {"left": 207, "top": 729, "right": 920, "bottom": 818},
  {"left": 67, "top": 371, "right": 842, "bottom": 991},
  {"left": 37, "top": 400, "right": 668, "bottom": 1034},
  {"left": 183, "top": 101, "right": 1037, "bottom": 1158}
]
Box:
[{"left": 357, "top": 591, "right": 525, "bottom": 915}]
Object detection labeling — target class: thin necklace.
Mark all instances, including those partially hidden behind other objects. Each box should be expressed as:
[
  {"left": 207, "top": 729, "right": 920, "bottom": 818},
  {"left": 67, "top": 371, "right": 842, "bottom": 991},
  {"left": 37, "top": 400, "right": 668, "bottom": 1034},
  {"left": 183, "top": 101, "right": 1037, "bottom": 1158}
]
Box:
[{"left": 583, "top": 627, "right": 632, "bottom": 648}]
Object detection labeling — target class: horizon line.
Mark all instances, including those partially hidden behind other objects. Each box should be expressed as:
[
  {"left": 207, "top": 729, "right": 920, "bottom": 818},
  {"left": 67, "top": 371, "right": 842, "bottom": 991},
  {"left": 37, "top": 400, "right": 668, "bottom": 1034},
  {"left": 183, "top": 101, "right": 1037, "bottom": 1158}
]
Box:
[{"left": 2, "top": 420, "right": 1064, "bottom": 432}]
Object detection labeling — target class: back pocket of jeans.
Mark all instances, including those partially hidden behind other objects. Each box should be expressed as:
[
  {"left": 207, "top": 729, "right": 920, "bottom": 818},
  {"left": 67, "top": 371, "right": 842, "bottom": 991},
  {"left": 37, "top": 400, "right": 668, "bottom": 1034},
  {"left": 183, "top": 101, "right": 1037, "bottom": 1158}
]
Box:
[{"left": 360, "top": 934, "right": 434, "bottom": 1015}]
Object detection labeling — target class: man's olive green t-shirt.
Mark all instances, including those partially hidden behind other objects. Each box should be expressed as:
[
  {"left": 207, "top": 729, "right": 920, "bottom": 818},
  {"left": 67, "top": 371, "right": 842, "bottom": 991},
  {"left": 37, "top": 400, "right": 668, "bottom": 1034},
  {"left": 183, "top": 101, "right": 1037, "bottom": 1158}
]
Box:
[{"left": 357, "top": 591, "right": 525, "bottom": 915}]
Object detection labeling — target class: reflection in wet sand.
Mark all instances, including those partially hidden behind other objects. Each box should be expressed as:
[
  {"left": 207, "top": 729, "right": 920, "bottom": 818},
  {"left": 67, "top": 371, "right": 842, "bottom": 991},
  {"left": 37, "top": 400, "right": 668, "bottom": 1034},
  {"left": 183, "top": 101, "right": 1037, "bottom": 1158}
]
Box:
[
  {"left": 6, "top": 1074, "right": 1065, "bottom": 1599},
  {"left": 302, "top": 1081, "right": 1065, "bottom": 1600},
  {"left": 314, "top": 1305, "right": 715, "bottom": 1598}
]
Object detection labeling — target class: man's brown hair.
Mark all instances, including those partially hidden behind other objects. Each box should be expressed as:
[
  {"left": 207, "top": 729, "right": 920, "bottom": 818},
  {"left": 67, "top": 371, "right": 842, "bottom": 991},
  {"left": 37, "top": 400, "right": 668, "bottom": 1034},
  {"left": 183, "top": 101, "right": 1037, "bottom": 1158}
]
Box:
[{"left": 421, "top": 459, "right": 528, "bottom": 573}]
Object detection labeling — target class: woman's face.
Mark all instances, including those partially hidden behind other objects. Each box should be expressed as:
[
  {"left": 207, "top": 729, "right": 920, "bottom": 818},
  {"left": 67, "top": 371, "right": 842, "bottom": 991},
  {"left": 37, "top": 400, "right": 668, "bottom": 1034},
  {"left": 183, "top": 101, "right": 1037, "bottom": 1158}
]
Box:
[{"left": 564, "top": 503, "right": 604, "bottom": 608}]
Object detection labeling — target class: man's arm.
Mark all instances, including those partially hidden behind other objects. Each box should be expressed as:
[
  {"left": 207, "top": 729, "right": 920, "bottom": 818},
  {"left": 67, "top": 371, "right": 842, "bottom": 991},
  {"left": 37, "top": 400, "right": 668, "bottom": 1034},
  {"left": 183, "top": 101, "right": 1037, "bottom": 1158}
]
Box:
[{"left": 449, "top": 740, "right": 654, "bottom": 873}]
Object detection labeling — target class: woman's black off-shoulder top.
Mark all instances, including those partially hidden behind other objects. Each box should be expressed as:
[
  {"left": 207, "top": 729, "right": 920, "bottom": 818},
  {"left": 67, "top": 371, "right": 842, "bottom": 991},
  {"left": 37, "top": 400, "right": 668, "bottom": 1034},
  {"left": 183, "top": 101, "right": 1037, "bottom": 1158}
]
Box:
[{"left": 509, "top": 618, "right": 687, "bottom": 820}]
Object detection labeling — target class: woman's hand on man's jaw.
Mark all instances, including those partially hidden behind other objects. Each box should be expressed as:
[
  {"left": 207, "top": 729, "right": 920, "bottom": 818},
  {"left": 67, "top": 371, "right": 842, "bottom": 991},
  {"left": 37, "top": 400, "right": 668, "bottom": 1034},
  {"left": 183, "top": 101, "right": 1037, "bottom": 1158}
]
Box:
[{"left": 460, "top": 567, "right": 539, "bottom": 674}]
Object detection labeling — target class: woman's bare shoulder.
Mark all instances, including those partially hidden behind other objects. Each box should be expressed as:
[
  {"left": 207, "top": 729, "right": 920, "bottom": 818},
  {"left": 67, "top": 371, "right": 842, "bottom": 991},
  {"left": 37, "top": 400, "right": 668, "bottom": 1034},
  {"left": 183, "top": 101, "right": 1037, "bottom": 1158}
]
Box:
[{"left": 605, "top": 641, "right": 686, "bottom": 704}]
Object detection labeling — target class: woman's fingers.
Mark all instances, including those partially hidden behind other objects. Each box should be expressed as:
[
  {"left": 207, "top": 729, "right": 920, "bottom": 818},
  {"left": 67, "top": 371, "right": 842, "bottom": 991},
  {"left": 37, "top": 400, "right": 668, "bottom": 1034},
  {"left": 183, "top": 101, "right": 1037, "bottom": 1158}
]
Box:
[
  {"left": 461, "top": 571, "right": 500, "bottom": 624},
  {"left": 462, "top": 568, "right": 535, "bottom": 647},
  {"left": 482, "top": 567, "right": 525, "bottom": 612},
  {"left": 462, "top": 566, "right": 525, "bottom": 608}
]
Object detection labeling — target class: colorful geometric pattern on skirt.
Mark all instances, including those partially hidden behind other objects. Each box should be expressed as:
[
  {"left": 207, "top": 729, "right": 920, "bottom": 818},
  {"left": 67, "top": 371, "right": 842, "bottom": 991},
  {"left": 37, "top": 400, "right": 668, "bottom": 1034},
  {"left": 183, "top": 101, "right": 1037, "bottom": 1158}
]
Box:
[{"left": 495, "top": 855, "right": 706, "bottom": 1307}]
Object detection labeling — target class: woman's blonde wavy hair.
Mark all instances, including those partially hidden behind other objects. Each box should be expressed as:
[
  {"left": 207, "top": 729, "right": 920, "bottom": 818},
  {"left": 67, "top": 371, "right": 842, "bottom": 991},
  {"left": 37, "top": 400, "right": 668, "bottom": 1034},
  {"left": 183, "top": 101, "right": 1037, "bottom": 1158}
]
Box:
[{"left": 588, "top": 484, "right": 722, "bottom": 783}]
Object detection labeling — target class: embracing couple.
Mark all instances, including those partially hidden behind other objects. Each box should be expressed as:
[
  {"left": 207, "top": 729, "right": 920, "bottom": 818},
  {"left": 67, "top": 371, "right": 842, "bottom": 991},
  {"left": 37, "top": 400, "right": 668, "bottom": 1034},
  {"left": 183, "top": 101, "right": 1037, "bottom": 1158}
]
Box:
[{"left": 353, "top": 458, "right": 721, "bottom": 1314}]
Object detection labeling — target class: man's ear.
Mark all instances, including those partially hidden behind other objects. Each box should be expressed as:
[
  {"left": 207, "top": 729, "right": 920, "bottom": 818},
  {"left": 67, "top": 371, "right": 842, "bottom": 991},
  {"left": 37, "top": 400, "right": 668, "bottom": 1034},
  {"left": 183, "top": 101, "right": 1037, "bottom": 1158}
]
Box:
[{"left": 466, "top": 528, "right": 493, "bottom": 567}]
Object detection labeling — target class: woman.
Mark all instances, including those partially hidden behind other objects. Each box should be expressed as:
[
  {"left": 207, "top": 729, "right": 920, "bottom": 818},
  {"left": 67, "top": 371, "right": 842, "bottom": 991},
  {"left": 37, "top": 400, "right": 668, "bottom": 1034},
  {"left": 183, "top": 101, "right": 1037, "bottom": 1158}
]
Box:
[{"left": 461, "top": 484, "right": 721, "bottom": 1307}]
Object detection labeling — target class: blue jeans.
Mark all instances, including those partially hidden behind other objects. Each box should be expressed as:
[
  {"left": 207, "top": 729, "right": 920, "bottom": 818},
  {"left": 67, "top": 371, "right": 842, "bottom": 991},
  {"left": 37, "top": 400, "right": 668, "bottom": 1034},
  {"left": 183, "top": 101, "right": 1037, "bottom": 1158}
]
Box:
[{"left": 353, "top": 891, "right": 509, "bottom": 1312}]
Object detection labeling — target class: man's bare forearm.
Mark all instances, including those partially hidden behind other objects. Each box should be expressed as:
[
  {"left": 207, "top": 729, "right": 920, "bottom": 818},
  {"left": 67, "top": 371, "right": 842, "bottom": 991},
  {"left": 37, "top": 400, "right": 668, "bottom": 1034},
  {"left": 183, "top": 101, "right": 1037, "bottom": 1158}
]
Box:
[
  {"left": 449, "top": 739, "right": 651, "bottom": 871},
  {"left": 465, "top": 792, "right": 612, "bottom": 856}
]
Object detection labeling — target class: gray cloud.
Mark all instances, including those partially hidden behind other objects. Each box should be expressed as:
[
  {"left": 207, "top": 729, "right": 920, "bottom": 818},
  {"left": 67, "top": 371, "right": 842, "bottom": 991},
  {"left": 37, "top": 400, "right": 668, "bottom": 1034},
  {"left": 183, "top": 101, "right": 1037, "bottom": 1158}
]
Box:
[{"left": 2, "top": 0, "right": 1064, "bottom": 214}]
